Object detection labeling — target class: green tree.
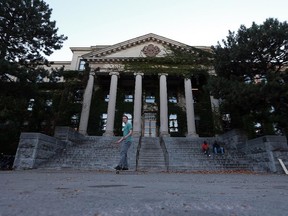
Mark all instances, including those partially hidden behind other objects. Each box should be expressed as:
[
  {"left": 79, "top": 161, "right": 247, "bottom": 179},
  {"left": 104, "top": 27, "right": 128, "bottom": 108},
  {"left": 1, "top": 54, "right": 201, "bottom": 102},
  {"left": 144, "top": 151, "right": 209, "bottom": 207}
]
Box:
[
  {"left": 0, "top": 0, "right": 68, "bottom": 155},
  {"left": 208, "top": 18, "right": 288, "bottom": 138},
  {"left": 0, "top": 0, "right": 67, "bottom": 82}
]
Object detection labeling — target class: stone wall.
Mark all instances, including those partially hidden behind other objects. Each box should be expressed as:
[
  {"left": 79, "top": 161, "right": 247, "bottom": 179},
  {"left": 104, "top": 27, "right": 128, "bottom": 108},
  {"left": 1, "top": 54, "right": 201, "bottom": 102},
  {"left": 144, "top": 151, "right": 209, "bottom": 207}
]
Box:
[
  {"left": 13, "top": 127, "right": 86, "bottom": 170},
  {"left": 244, "top": 136, "right": 288, "bottom": 173},
  {"left": 219, "top": 130, "right": 288, "bottom": 174},
  {"left": 13, "top": 133, "right": 66, "bottom": 170},
  {"left": 53, "top": 126, "right": 85, "bottom": 146}
]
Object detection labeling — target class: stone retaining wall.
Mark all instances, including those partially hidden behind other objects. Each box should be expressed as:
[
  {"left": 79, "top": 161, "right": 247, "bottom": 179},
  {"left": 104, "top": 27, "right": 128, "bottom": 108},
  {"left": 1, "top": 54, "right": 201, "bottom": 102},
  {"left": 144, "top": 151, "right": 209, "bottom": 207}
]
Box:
[
  {"left": 13, "top": 133, "right": 66, "bottom": 169},
  {"left": 219, "top": 130, "right": 288, "bottom": 173}
]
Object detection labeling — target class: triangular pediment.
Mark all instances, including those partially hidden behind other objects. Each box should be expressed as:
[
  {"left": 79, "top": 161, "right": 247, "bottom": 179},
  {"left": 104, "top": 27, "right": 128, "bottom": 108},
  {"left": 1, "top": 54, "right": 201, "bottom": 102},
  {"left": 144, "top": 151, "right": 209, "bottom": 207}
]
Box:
[{"left": 82, "top": 33, "right": 196, "bottom": 60}]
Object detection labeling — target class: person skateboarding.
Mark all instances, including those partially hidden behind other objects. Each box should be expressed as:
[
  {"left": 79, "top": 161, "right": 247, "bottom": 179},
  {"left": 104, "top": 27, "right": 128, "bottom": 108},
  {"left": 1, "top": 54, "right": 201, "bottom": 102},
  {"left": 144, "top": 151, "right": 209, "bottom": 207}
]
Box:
[{"left": 114, "top": 114, "right": 133, "bottom": 172}]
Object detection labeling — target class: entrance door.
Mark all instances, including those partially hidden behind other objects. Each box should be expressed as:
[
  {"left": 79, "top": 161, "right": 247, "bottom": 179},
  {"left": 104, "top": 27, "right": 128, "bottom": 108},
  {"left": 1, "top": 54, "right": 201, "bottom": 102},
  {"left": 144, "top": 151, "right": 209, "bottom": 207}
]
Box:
[{"left": 143, "top": 113, "right": 157, "bottom": 137}]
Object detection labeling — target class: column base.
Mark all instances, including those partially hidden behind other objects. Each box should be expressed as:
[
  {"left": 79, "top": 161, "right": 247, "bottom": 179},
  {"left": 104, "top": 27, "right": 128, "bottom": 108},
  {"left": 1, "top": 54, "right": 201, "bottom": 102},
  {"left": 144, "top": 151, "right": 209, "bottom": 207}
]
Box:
[
  {"left": 103, "top": 131, "right": 114, "bottom": 136},
  {"left": 78, "top": 130, "right": 87, "bottom": 136},
  {"left": 186, "top": 132, "right": 199, "bottom": 138},
  {"left": 160, "top": 131, "right": 170, "bottom": 137},
  {"left": 132, "top": 131, "right": 141, "bottom": 137}
]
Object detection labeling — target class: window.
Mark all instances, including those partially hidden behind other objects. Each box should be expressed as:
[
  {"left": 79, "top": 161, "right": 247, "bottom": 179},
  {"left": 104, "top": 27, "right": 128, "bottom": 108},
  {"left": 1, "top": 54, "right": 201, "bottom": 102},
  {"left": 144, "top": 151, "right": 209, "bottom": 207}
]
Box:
[
  {"left": 145, "top": 92, "right": 155, "bottom": 103},
  {"left": 222, "top": 114, "right": 231, "bottom": 130},
  {"left": 168, "top": 96, "right": 177, "bottom": 103},
  {"left": 78, "top": 59, "right": 86, "bottom": 71},
  {"left": 105, "top": 94, "right": 109, "bottom": 102},
  {"left": 254, "top": 122, "right": 263, "bottom": 136},
  {"left": 71, "top": 114, "right": 80, "bottom": 129},
  {"left": 74, "top": 89, "right": 83, "bottom": 103},
  {"left": 124, "top": 93, "right": 133, "bottom": 102},
  {"left": 169, "top": 114, "right": 178, "bottom": 132},
  {"left": 45, "top": 99, "right": 53, "bottom": 111},
  {"left": 27, "top": 99, "right": 35, "bottom": 111},
  {"left": 101, "top": 113, "right": 107, "bottom": 131},
  {"left": 168, "top": 91, "right": 177, "bottom": 103}
]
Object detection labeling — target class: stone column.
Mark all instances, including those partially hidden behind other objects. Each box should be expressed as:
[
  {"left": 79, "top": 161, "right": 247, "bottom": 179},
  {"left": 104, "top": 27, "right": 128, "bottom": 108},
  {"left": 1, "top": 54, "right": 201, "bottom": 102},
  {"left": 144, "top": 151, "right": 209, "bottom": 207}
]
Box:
[
  {"left": 78, "top": 72, "right": 95, "bottom": 135},
  {"left": 104, "top": 72, "right": 119, "bottom": 136},
  {"left": 159, "top": 73, "right": 169, "bottom": 136},
  {"left": 184, "top": 78, "right": 198, "bottom": 137},
  {"left": 133, "top": 72, "right": 143, "bottom": 137}
]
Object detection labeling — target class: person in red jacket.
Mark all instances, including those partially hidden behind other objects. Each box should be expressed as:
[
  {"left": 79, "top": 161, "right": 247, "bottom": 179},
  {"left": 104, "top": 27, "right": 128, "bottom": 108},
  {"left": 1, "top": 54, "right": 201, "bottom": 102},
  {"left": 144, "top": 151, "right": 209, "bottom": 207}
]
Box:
[{"left": 201, "top": 140, "right": 211, "bottom": 157}]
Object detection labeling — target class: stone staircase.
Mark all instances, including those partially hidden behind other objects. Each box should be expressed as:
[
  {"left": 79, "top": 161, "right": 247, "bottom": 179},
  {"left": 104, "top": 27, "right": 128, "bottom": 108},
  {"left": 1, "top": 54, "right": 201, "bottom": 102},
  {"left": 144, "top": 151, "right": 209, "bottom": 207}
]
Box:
[
  {"left": 38, "top": 136, "right": 253, "bottom": 172},
  {"left": 137, "top": 137, "right": 167, "bottom": 172},
  {"left": 163, "top": 137, "right": 252, "bottom": 172},
  {"left": 39, "top": 136, "right": 137, "bottom": 171}
]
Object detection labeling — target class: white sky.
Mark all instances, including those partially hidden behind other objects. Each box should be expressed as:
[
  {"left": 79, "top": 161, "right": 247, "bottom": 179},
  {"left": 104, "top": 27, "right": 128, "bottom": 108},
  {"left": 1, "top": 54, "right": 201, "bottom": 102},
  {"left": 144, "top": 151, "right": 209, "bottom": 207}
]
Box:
[{"left": 45, "top": 0, "right": 288, "bottom": 61}]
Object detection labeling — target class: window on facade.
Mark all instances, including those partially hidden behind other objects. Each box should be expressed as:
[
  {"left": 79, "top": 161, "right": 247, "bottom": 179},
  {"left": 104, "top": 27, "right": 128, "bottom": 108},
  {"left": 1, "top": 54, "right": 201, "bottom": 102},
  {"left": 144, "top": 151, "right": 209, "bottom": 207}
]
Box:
[
  {"left": 74, "top": 89, "right": 83, "bottom": 103},
  {"left": 254, "top": 122, "right": 263, "bottom": 136},
  {"left": 78, "top": 59, "right": 86, "bottom": 71},
  {"left": 45, "top": 99, "right": 53, "bottom": 107},
  {"left": 105, "top": 94, "right": 109, "bottom": 102},
  {"left": 101, "top": 113, "right": 107, "bottom": 131},
  {"left": 168, "top": 91, "right": 177, "bottom": 103},
  {"left": 27, "top": 98, "right": 35, "bottom": 111},
  {"left": 145, "top": 92, "right": 155, "bottom": 103},
  {"left": 244, "top": 74, "right": 267, "bottom": 84},
  {"left": 168, "top": 96, "right": 177, "bottom": 103},
  {"left": 71, "top": 114, "right": 80, "bottom": 129},
  {"left": 44, "top": 99, "right": 53, "bottom": 111},
  {"left": 222, "top": 114, "right": 231, "bottom": 130},
  {"left": 169, "top": 114, "right": 178, "bottom": 132},
  {"left": 124, "top": 93, "right": 133, "bottom": 102}
]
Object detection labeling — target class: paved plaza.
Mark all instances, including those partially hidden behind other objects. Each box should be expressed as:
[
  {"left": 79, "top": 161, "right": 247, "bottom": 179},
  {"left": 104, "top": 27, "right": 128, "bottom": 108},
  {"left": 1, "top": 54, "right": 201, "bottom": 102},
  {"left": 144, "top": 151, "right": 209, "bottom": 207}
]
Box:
[{"left": 0, "top": 170, "right": 287, "bottom": 216}]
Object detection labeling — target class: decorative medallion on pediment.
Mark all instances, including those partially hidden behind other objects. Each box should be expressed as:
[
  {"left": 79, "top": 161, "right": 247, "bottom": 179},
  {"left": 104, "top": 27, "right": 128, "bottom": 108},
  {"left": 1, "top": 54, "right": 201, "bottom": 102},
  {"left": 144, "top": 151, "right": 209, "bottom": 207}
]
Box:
[{"left": 142, "top": 44, "right": 160, "bottom": 57}]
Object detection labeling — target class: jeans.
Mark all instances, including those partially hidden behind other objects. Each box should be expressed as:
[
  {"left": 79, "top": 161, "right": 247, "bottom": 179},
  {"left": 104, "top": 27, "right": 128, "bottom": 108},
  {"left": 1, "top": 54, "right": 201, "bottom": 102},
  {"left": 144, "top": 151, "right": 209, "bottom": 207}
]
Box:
[
  {"left": 214, "top": 147, "right": 224, "bottom": 154},
  {"left": 118, "top": 141, "right": 131, "bottom": 168}
]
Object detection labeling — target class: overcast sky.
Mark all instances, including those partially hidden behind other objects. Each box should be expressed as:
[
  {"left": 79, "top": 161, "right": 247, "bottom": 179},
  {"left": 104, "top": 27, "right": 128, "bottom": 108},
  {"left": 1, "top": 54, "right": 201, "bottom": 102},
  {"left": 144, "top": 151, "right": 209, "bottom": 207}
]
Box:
[{"left": 44, "top": 0, "right": 288, "bottom": 61}]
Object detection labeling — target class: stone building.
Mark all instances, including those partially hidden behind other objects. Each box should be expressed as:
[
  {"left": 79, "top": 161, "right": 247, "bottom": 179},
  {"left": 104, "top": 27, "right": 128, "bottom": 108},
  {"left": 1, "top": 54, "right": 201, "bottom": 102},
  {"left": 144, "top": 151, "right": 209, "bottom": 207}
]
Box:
[{"left": 50, "top": 33, "right": 218, "bottom": 138}]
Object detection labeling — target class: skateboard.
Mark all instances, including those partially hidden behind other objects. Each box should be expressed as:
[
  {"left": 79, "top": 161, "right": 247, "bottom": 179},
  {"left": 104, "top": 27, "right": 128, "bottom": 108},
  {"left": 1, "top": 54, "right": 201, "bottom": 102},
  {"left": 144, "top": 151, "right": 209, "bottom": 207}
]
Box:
[{"left": 115, "top": 169, "right": 131, "bottom": 174}]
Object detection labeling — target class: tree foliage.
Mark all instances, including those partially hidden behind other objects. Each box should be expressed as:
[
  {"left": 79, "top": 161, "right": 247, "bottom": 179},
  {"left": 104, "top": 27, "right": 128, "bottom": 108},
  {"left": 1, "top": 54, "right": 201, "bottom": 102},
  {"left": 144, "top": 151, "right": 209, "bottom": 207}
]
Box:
[
  {"left": 208, "top": 18, "right": 288, "bottom": 137},
  {"left": 0, "top": 0, "right": 68, "bottom": 154},
  {"left": 0, "top": 0, "right": 67, "bottom": 82},
  {"left": 124, "top": 45, "right": 214, "bottom": 78}
]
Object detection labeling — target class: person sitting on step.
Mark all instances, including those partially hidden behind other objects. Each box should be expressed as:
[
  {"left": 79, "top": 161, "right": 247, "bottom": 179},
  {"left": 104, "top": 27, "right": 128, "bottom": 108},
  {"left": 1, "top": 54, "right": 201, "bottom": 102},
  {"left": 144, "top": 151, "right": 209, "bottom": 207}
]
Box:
[
  {"left": 213, "top": 141, "right": 225, "bottom": 155},
  {"left": 201, "top": 140, "right": 211, "bottom": 157}
]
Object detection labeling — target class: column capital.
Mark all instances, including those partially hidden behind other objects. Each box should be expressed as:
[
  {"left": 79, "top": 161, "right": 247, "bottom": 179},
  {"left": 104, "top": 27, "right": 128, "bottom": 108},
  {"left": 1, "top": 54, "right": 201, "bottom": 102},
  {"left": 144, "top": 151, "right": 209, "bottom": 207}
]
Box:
[
  {"left": 134, "top": 72, "right": 144, "bottom": 76},
  {"left": 158, "top": 73, "right": 168, "bottom": 77},
  {"left": 109, "top": 72, "right": 119, "bottom": 76}
]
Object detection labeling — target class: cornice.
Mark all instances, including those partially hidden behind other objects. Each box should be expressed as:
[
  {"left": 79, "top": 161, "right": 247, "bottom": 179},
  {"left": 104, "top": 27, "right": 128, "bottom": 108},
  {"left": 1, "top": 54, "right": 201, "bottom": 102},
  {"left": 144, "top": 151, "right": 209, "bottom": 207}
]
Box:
[{"left": 86, "top": 57, "right": 147, "bottom": 63}]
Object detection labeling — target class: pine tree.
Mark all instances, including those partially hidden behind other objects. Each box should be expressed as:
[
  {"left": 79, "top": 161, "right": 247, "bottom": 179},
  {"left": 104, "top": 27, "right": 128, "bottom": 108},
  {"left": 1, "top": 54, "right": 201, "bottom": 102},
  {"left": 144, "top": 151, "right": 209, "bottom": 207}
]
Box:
[
  {"left": 0, "top": 0, "right": 67, "bottom": 82},
  {"left": 209, "top": 18, "right": 288, "bottom": 138}
]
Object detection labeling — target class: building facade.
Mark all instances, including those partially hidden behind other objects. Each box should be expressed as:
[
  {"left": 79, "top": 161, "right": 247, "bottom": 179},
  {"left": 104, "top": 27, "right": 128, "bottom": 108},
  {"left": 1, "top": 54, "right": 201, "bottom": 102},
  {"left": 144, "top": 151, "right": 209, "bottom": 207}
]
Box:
[{"left": 51, "top": 33, "right": 218, "bottom": 137}]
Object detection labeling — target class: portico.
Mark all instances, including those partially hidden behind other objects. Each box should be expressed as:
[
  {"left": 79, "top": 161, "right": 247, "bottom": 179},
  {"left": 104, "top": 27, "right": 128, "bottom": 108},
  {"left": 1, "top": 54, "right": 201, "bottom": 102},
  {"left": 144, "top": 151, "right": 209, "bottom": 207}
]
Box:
[{"left": 70, "top": 33, "right": 215, "bottom": 137}]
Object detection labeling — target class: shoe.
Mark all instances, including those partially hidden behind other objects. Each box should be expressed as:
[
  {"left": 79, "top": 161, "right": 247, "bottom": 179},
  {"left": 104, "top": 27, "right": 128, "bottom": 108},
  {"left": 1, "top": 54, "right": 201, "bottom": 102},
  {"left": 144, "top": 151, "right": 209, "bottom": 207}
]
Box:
[
  {"left": 122, "top": 167, "right": 129, "bottom": 171},
  {"left": 114, "top": 165, "right": 121, "bottom": 170}
]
